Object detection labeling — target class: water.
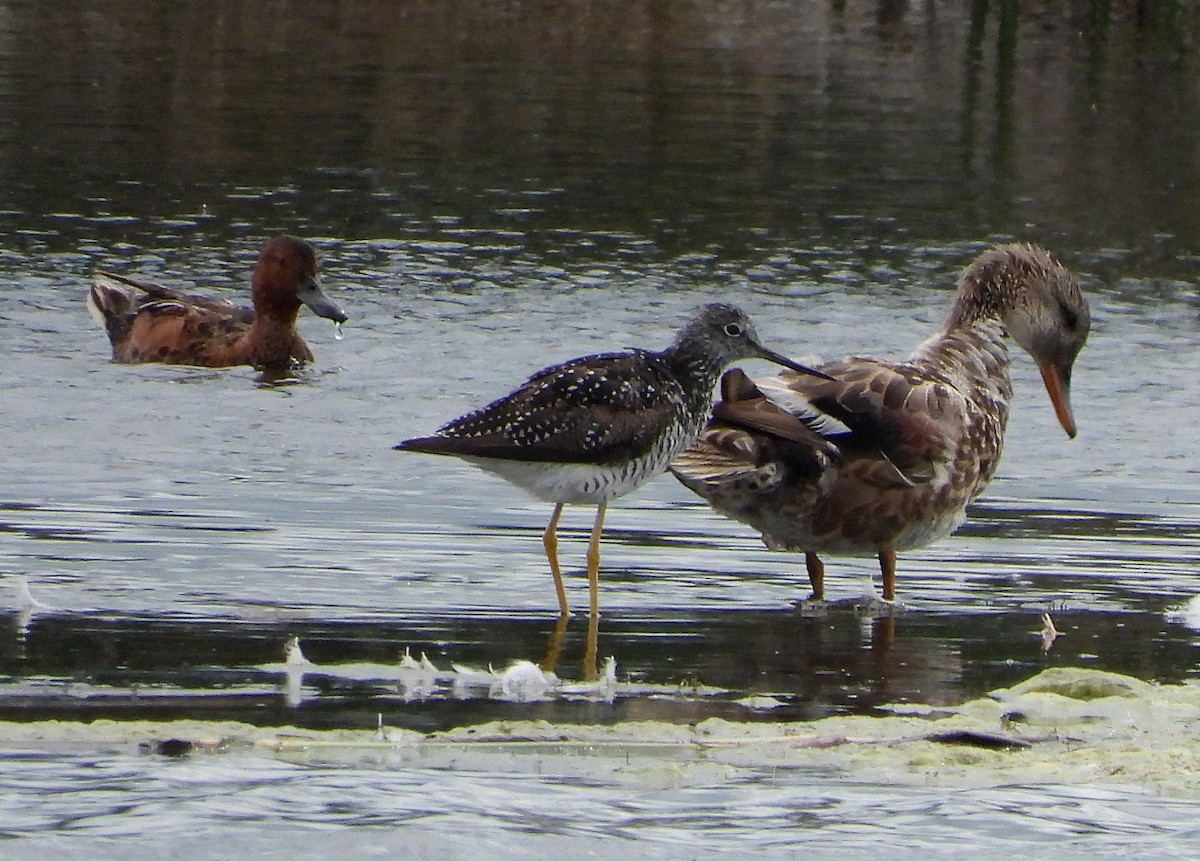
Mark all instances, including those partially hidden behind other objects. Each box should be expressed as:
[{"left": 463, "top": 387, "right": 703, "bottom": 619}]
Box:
[
  {"left": 1, "top": 1, "right": 1199, "bottom": 855},
  {"left": 2, "top": 752, "right": 1198, "bottom": 859}
]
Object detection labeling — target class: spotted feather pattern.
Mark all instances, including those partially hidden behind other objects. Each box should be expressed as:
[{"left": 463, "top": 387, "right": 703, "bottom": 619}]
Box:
[{"left": 397, "top": 302, "right": 823, "bottom": 505}]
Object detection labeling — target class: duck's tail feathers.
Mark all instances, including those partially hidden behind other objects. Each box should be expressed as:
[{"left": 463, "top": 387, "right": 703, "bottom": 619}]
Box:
[
  {"left": 87, "top": 275, "right": 143, "bottom": 351},
  {"left": 87, "top": 276, "right": 137, "bottom": 324}
]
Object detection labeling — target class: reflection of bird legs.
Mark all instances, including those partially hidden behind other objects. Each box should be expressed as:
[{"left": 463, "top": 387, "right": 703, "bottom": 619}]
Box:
[
  {"left": 583, "top": 611, "right": 599, "bottom": 682},
  {"left": 540, "top": 613, "right": 568, "bottom": 673},
  {"left": 873, "top": 611, "right": 896, "bottom": 650},
  {"left": 537, "top": 606, "right": 601, "bottom": 682}
]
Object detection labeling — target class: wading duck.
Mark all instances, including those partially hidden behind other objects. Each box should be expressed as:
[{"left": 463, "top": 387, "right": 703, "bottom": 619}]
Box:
[
  {"left": 87, "top": 234, "right": 347, "bottom": 372},
  {"left": 395, "top": 303, "right": 832, "bottom": 620},
  {"left": 670, "top": 244, "right": 1090, "bottom": 603}
]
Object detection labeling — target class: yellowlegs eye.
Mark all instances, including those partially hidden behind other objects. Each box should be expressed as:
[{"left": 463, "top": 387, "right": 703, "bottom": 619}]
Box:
[{"left": 723, "top": 323, "right": 743, "bottom": 337}]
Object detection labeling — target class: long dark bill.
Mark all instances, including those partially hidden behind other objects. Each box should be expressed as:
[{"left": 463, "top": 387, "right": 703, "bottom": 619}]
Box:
[{"left": 752, "top": 343, "right": 835, "bottom": 382}]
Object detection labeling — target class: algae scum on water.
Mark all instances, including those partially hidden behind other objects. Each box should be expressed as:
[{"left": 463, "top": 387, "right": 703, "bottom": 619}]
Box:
[{"left": 3, "top": 667, "right": 1199, "bottom": 797}]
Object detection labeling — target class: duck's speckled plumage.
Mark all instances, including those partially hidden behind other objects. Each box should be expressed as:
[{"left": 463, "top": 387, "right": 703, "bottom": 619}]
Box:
[
  {"left": 396, "top": 302, "right": 831, "bottom": 618},
  {"left": 87, "top": 234, "right": 347, "bottom": 372},
  {"left": 670, "top": 244, "right": 1090, "bottom": 602}
]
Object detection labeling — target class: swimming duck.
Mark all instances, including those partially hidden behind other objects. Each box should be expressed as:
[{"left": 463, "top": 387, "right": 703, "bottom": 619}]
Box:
[
  {"left": 395, "top": 303, "right": 831, "bottom": 620},
  {"left": 87, "top": 234, "right": 347, "bottom": 371},
  {"left": 670, "top": 244, "right": 1090, "bottom": 603}
]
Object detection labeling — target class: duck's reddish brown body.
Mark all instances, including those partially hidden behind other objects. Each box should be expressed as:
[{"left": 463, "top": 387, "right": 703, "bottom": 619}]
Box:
[{"left": 88, "top": 234, "right": 346, "bottom": 371}]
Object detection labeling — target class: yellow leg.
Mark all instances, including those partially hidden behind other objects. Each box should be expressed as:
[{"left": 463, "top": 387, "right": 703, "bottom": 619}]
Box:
[
  {"left": 805, "top": 552, "right": 825, "bottom": 601},
  {"left": 543, "top": 503, "right": 569, "bottom": 618},
  {"left": 585, "top": 501, "right": 607, "bottom": 619},
  {"left": 879, "top": 548, "right": 897, "bottom": 602}
]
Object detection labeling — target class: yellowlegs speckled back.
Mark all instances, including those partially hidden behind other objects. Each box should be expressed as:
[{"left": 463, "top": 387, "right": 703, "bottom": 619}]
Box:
[{"left": 395, "top": 302, "right": 832, "bottom": 619}]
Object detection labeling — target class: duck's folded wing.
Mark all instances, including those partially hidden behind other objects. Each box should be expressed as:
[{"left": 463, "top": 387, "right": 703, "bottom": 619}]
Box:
[
  {"left": 708, "top": 370, "right": 831, "bottom": 443},
  {"left": 98, "top": 271, "right": 253, "bottom": 322},
  {"left": 121, "top": 302, "right": 249, "bottom": 365},
  {"left": 757, "top": 358, "right": 966, "bottom": 487},
  {"left": 670, "top": 369, "right": 836, "bottom": 491},
  {"left": 670, "top": 425, "right": 771, "bottom": 483}
]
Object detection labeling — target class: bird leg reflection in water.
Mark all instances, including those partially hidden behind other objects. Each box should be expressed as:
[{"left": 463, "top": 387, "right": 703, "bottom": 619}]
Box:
[
  {"left": 873, "top": 610, "right": 896, "bottom": 651},
  {"left": 540, "top": 602, "right": 602, "bottom": 682}
]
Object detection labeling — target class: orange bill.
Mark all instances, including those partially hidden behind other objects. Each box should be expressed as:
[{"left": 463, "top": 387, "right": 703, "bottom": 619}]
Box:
[{"left": 1038, "top": 361, "right": 1076, "bottom": 438}]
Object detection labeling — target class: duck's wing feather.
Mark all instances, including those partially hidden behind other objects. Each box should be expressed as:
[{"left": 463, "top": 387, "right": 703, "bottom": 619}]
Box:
[
  {"left": 97, "top": 270, "right": 254, "bottom": 322},
  {"left": 756, "top": 357, "right": 968, "bottom": 486},
  {"left": 398, "top": 350, "right": 685, "bottom": 464},
  {"left": 670, "top": 368, "right": 837, "bottom": 490}
]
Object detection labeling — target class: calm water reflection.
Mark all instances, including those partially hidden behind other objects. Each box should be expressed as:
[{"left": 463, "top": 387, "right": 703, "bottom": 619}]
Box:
[{"left": 0, "top": 1, "right": 1199, "bottom": 852}]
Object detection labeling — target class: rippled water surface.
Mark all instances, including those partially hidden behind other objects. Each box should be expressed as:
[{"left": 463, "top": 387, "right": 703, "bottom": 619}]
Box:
[
  {"left": 3, "top": 750, "right": 1200, "bottom": 860},
  {"left": 1, "top": 1, "right": 1200, "bottom": 855}
]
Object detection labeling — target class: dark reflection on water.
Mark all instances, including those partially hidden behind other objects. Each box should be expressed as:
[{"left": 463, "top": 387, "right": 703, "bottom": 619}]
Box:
[
  {"left": 2, "top": 596, "right": 1198, "bottom": 731},
  {"left": 2, "top": 1, "right": 1200, "bottom": 255}
]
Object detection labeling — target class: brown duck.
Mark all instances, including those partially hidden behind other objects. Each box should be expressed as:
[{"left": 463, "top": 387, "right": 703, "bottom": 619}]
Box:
[
  {"left": 87, "top": 234, "right": 347, "bottom": 371},
  {"left": 670, "top": 244, "right": 1091, "bottom": 603}
]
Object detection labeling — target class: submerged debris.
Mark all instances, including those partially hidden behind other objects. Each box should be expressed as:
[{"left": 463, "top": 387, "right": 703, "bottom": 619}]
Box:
[
  {"left": 1039, "top": 612, "right": 1061, "bottom": 653},
  {"left": 925, "top": 730, "right": 1032, "bottom": 750},
  {"left": 145, "top": 738, "right": 194, "bottom": 757},
  {"left": 262, "top": 641, "right": 723, "bottom": 707}
]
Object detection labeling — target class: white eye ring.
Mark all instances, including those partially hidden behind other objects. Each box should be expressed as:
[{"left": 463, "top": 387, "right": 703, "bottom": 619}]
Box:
[{"left": 723, "top": 323, "right": 743, "bottom": 337}]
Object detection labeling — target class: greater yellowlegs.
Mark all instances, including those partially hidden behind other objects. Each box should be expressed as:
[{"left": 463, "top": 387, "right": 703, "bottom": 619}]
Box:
[
  {"left": 395, "top": 302, "right": 831, "bottom": 618},
  {"left": 671, "top": 244, "right": 1089, "bottom": 603}
]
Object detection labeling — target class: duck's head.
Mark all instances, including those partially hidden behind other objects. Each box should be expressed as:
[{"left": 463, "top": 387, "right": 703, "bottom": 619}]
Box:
[
  {"left": 253, "top": 234, "right": 348, "bottom": 324},
  {"left": 957, "top": 244, "right": 1091, "bottom": 437}
]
